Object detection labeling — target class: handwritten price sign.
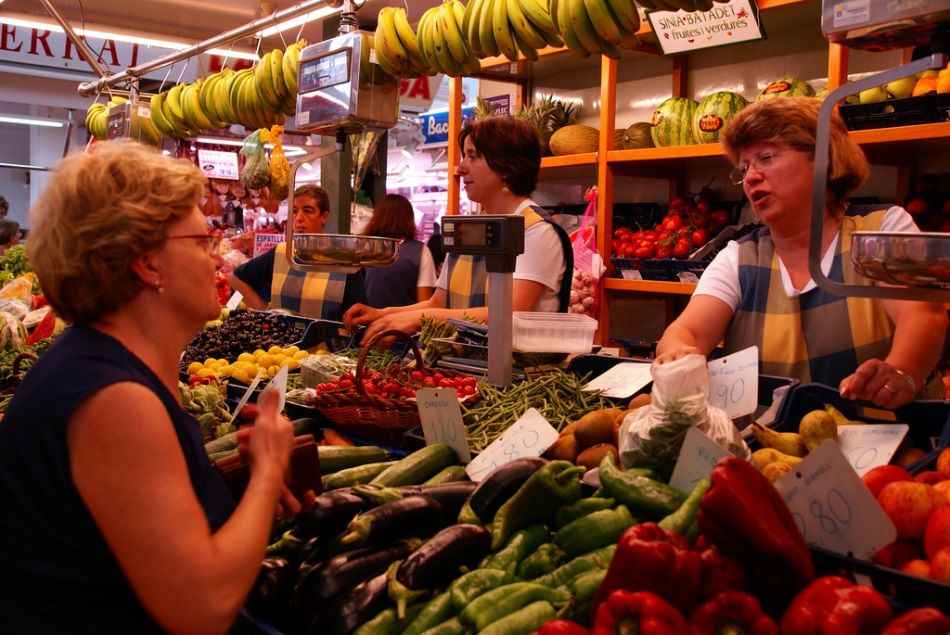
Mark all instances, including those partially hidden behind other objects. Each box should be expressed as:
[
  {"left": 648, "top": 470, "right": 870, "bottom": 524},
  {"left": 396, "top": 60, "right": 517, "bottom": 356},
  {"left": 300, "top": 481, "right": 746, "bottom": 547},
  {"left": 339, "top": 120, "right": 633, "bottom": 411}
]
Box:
[
  {"left": 417, "top": 388, "right": 471, "bottom": 463},
  {"left": 669, "top": 427, "right": 731, "bottom": 494},
  {"left": 584, "top": 362, "right": 652, "bottom": 399},
  {"left": 706, "top": 346, "right": 758, "bottom": 418},
  {"left": 837, "top": 424, "right": 908, "bottom": 477},
  {"left": 465, "top": 408, "right": 558, "bottom": 482},
  {"left": 773, "top": 440, "right": 896, "bottom": 560}
]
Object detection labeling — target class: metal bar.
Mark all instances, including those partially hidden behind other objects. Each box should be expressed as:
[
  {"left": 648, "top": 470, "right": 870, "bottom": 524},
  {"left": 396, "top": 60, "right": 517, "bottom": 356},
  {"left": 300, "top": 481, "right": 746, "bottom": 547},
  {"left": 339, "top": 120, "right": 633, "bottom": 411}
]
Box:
[
  {"left": 39, "top": 0, "right": 107, "bottom": 78},
  {"left": 487, "top": 272, "right": 514, "bottom": 387},
  {"left": 76, "top": 0, "right": 337, "bottom": 97},
  {"left": 810, "top": 53, "right": 950, "bottom": 302},
  {"left": 0, "top": 163, "right": 49, "bottom": 172}
]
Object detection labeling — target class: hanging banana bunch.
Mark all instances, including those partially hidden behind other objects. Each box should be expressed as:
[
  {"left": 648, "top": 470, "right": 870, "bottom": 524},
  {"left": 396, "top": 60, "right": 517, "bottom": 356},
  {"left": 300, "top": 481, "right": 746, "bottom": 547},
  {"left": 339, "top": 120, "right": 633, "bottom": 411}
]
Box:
[
  {"left": 372, "top": 6, "right": 432, "bottom": 78},
  {"left": 85, "top": 96, "right": 162, "bottom": 146},
  {"left": 551, "top": 0, "right": 642, "bottom": 60},
  {"left": 415, "top": 1, "right": 481, "bottom": 77},
  {"left": 463, "top": 0, "right": 563, "bottom": 62},
  {"left": 637, "top": 0, "right": 728, "bottom": 12}
]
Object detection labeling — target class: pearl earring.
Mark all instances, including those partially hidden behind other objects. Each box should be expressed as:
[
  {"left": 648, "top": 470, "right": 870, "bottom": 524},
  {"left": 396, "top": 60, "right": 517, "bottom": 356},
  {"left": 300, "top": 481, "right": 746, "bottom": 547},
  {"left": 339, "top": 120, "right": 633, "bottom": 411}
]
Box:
[
  {"left": 502, "top": 186, "right": 510, "bottom": 193},
  {"left": 154, "top": 279, "right": 164, "bottom": 294}
]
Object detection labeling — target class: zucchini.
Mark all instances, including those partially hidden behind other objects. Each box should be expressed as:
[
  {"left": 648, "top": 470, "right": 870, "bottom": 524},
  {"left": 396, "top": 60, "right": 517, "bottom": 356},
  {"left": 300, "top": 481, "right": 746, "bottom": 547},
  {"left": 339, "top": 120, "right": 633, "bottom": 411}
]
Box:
[
  {"left": 322, "top": 461, "right": 396, "bottom": 490},
  {"left": 318, "top": 445, "right": 390, "bottom": 473},
  {"left": 204, "top": 417, "right": 320, "bottom": 456},
  {"left": 370, "top": 444, "right": 459, "bottom": 487},
  {"left": 424, "top": 465, "right": 469, "bottom": 485}
]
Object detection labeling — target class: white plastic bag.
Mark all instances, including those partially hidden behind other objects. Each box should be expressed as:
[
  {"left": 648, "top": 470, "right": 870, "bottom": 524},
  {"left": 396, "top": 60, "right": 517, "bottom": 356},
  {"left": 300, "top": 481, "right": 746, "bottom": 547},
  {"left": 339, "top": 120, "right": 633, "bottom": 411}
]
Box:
[{"left": 618, "top": 354, "right": 750, "bottom": 479}]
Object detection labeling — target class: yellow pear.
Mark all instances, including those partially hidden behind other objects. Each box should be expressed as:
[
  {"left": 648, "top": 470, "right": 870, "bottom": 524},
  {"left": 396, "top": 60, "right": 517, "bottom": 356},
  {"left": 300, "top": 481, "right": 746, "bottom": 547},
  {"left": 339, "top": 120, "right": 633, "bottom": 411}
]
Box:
[
  {"left": 751, "top": 448, "right": 803, "bottom": 471},
  {"left": 751, "top": 423, "right": 807, "bottom": 457},
  {"left": 825, "top": 403, "right": 862, "bottom": 426},
  {"left": 799, "top": 410, "right": 839, "bottom": 452},
  {"left": 761, "top": 461, "right": 794, "bottom": 483}
]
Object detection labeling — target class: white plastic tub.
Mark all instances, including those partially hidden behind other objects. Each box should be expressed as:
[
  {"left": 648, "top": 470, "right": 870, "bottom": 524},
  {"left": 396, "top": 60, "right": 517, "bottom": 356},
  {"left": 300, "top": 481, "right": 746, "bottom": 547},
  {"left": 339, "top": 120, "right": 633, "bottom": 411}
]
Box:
[{"left": 511, "top": 312, "right": 598, "bottom": 353}]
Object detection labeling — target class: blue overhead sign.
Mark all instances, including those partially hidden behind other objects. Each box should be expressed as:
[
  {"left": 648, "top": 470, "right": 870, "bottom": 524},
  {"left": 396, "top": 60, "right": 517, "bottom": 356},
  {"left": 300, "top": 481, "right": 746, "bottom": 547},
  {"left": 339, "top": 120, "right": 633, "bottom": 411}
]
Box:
[{"left": 419, "top": 106, "right": 475, "bottom": 146}]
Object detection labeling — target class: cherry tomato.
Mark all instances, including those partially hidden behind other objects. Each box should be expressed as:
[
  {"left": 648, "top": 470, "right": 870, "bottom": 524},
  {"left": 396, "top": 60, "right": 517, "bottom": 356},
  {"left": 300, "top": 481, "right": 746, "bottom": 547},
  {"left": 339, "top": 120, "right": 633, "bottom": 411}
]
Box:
[
  {"left": 439, "top": 378, "right": 455, "bottom": 388},
  {"left": 432, "top": 373, "right": 444, "bottom": 384},
  {"left": 669, "top": 196, "right": 686, "bottom": 210},
  {"left": 410, "top": 370, "right": 424, "bottom": 381},
  {"left": 423, "top": 377, "right": 436, "bottom": 387},
  {"left": 461, "top": 376, "right": 477, "bottom": 386},
  {"left": 656, "top": 245, "right": 672, "bottom": 259},
  {"left": 691, "top": 228, "right": 708, "bottom": 247},
  {"left": 622, "top": 243, "right": 638, "bottom": 257},
  {"left": 338, "top": 378, "right": 353, "bottom": 389},
  {"left": 635, "top": 245, "right": 655, "bottom": 259},
  {"left": 672, "top": 239, "right": 690, "bottom": 259},
  {"left": 710, "top": 209, "right": 731, "bottom": 228},
  {"left": 664, "top": 215, "right": 683, "bottom": 231},
  {"left": 463, "top": 384, "right": 476, "bottom": 395}
]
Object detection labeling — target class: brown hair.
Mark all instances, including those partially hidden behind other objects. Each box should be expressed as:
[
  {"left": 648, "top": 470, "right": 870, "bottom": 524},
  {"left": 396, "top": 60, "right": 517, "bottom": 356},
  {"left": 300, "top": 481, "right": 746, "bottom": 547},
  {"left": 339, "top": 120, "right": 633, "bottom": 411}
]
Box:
[
  {"left": 294, "top": 184, "right": 330, "bottom": 214},
  {"left": 721, "top": 97, "right": 869, "bottom": 207},
  {"left": 0, "top": 219, "right": 19, "bottom": 245},
  {"left": 458, "top": 115, "right": 541, "bottom": 196},
  {"left": 364, "top": 194, "right": 418, "bottom": 240},
  {"left": 27, "top": 140, "right": 205, "bottom": 324}
]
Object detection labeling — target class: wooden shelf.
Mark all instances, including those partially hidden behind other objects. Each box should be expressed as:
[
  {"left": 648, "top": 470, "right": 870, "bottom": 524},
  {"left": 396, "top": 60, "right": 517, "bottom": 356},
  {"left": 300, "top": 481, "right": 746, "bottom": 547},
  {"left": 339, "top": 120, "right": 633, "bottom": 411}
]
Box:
[
  {"left": 604, "top": 278, "right": 697, "bottom": 295},
  {"left": 542, "top": 153, "right": 598, "bottom": 168}
]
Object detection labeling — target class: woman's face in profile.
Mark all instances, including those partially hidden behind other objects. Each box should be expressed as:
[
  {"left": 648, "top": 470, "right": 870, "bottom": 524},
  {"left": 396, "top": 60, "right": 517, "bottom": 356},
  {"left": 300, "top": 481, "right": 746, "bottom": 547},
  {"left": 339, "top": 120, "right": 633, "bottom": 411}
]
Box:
[{"left": 456, "top": 136, "right": 506, "bottom": 205}]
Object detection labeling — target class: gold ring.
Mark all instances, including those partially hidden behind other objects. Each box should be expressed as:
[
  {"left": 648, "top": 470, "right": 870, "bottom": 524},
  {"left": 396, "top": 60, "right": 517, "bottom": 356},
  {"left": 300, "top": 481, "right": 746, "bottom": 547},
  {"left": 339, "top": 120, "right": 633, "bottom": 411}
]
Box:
[{"left": 882, "top": 383, "right": 897, "bottom": 393}]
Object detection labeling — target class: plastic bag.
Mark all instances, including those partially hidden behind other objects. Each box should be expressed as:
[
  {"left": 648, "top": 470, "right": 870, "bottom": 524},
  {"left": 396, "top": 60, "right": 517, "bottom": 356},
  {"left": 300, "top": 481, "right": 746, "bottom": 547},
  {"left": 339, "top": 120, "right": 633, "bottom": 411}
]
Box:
[
  {"left": 240, "top": 129, "right": 270, "bottom": 190},
  {"left": 568, "top": 187, "right": 604, "bottom": 318},
  {"left": 261, "top": 126, "right": 289, "bottom": 201},
  {"left": 618, "top": 353, "right": 750, "bottom": 480}
]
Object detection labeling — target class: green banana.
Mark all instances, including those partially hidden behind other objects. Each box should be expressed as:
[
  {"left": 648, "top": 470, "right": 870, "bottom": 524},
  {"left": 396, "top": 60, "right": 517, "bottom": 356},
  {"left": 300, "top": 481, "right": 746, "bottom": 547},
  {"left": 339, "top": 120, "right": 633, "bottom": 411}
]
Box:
[
  {"left": 492, "top": 0, "right": 519, "bottom": 61},
  {"left": 583, "top": 0, "right": 623, "bottom": 45},
  {"left": 512, "top": 28, "right": 540, "bottom": 61},
  {"left": 271, "top": 48, "right": 288, "bottom": 101},
  {"left": 568, "top": 0, "right": 604, "bottom": 55},
  {"left": 254, "top": 51, "right": 282, "bottom": 110},
  {"left": 466, "top": 0, "right": 486, "bottom": 58},
  {"left": 440, "top": 2, "right": 470, "bottom": 66},
  {"left": 148, "top": 93, "right": 177, "bottom": 138},
  {"left": 507, "top": 0, "right": 547, "bottom": 50},
  {"left": 165, "top": 83, "right": 187, "bottom": 122},
  {"left": 605, "top": 0, "right": 641, "bottom": 32},
  {"left": 558, "top": 0, "right": 591, "bottom": 58},
  {"left": 479, "top": 0, "right": 500, "bottom": 57}
]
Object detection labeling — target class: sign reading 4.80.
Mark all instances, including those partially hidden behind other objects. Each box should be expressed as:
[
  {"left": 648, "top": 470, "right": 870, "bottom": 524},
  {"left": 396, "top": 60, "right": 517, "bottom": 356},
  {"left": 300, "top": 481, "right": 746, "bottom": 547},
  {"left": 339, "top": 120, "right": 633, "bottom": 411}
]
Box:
[
  {"left": 773, "top": 440, "right": 896, "bottom": 560},
  {"left": 465, "top": 408, "right": 559, "bottom": 483}
]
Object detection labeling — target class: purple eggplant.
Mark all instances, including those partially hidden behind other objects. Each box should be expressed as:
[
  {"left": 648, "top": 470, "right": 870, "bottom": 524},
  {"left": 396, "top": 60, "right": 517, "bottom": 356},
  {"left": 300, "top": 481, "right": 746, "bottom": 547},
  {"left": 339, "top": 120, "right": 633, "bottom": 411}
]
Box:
[
  {"left": 461, "top": 457, "right": 546, "bottom": 523},
  {"left": 308, "top": 570, "right": 390, "bottom": 635},
  {"left": 340, "top": 495, "right": 444, "bottom": 547},
  {"left": 396, "top": 523, "right": 492, "bottom": 592},
  {"left": 404, "top": 482, "right": 477, "bottom": 520},
  {"left": 294, "top": 489, "right": 371, "bottom": 540}
]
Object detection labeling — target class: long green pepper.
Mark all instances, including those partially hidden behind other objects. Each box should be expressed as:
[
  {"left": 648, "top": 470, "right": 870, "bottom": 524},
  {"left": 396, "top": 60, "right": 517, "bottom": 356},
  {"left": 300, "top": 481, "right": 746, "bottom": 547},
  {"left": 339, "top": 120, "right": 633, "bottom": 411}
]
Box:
[{"left": 480, "top": 524, "right": 550, "bottom": 576}]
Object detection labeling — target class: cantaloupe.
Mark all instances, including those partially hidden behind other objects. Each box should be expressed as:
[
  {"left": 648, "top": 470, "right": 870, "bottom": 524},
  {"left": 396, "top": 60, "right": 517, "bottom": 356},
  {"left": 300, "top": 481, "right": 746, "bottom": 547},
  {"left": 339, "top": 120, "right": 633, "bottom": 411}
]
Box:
[{"left": 549, "top": 124, "right": 600, "bottom": 156}]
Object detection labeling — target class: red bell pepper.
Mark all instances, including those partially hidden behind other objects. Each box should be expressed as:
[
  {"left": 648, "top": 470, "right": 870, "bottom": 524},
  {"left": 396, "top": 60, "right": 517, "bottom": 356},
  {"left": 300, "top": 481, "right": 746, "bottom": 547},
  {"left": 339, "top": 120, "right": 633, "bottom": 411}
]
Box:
[
  {"left": 697, "top": 457, "right": 814, "bottom": 610},
  {"left": 26, "top": 309, "right": 56, "bottom": 345},
  {"left": 593, "top": 590, "right": 689, "bottom": 635},
  {"left": 881, "top": 607, "right": 950, "bottom": 635},
  {"left": 538, "top": 619, "right": 592, "bottom": 635},
  {"left": 780, "top": 576, "right": 892, "bottom": 635},
  {"left": 592, "top": 522, "right": 701, "bottom": 616},
  {"left": 689, "top": 590, "right": 777, "bottom": 635},
  {"left": 697, "top": 544, "right": 746, "bottom": 601}
]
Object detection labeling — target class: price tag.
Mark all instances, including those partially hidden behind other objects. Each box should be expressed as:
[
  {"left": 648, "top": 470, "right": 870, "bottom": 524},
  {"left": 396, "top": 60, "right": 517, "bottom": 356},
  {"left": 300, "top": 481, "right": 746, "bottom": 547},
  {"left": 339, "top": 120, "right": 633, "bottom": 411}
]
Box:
[
  {"left": 417, "top": 388, "right": 471, "bottom": 463},
  {"left": 584, "top": 362, "right": 652, "bottom": 399},
  {"left": 230, "top": 368, "right": 263, "bottom": 422},
  {"left": 837, "top": 424, "right": 909, "bottom": 477},
  {"left": 259, "top": 364, "right": 289, "bottom": 413},
  {"left": 669, "top": 427, "right": 732, "bottom": 494},
  {"left": 620, "top": 269, "right": 643, "bottom": 280},
  {"left": 773, "top": 440, "right": 896, "bottom": 560},
  {"left": 465, "top": 408, "right": 558, "bottom": 483},
  {"left": 706, "top": 346, "right": 758, "bottom": 418},
  {"left": 226, "top": 291, "right": 244, "bottom": 310}
]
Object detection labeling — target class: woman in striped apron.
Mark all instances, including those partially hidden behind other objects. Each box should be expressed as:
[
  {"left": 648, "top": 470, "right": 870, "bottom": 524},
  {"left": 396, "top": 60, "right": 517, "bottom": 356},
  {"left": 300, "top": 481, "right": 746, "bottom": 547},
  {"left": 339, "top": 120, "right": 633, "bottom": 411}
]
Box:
[
  {"left": 344, "top": 116, "right": 573, "bottom": 343},
  {"left": 655, "top": 97, "right": 946, "bottom": 408}
]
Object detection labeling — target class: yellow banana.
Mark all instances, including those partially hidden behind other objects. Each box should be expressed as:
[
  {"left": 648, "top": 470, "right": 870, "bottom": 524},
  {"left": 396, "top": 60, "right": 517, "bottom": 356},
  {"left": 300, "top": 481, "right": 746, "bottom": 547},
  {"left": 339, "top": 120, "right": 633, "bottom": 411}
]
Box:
[
  {"left": 558, "top": 0, "right": 591, "bottom": 58},
  {"left": 199, "top": 73, "right": 227, "bottom": 127},
  {"left": 605, "top": 0, "right": 641, "bottom": 33},
  {"left": 84, "top": 103, "right": 106, "bottom": 132},
  {"left": 520, "top": 0, "right": 558, "bottom": 37},
  {"left": 373, "top": 37, "right": 404, "bottom": 79},
  {"left": 148, "top": 93, "right": 178, "bottom": 138},
  {"left": 255, "top": 51, "right": 282, "bottom": 110},
  {"left": 507, "top": 0, "right": 547, "bottom": 50},
  {"left": 440, "top": 2, "right": 470, "bottom": 67},
  {"left": 215, "top": 68, "right": 239, "bottom": 124},
  {"left": 461, "top": 0, "right": 477, "bottom": 43},
  {"left": 512, "top": 29, "right": 540, "bottom": 61},
  {"left": 179, "top": 83, "right": 204, "bottom": 131},
  {"left": 431, "top": 9, "right": 463, "bottom": 76},
  {"left": 568, "top": 0, "right": 605, "bottom": 55},
  {"left": 583, "top": 0, "right": 623, "bottom": 45},
  {"left": 492, "top": 0, "right": 519, "bottom": 61},
  {"left": 416, "top": 6, "right": 439, "bottom": 71},
  {"left": 466, "top": 0, "right": 486, "bottom": 58},
  {"left": 271, "top": 48, "right": 288, "bottom": 101},
  {"left": 478, "top": 0, "right": 500, "bottom": 58},
  {"left": 376, "top": 7, "right": 409, "bottom": 75},
  {"left": 229, "top": 70, "right": 250, "bottom": 128},
  {"left": 165, "top": 83, "right": 187, "bottom": 122},
  {"left": 551, "top": 0, "right": 562, "bottom": 33},
  {"left": 392, "top": 7, "right": 426, "bottom": 73},
  {"left": 135, "top": 114, "right": 162, "bottom": 146},
  {"left": 282, "top": 42, "right": 300, "bottom": 96}
]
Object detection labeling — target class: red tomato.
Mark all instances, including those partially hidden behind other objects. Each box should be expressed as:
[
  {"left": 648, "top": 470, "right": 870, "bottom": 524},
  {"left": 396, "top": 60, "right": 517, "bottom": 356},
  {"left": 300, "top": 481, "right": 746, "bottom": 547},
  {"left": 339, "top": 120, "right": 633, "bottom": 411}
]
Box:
[
  {"left": 672, "top": 240, "right": 690, "bottom": 259},
  {"left": 410, "top": 370, "right": 424, "bottom": 381},
  {"left": 439, "top": 378, "right": 456, "bottom": 388},
  {"left": 664, "top": 215, "right": 683, "bottom": 231},
  {"left": 710, "top": 209, "right": 731, "bottom": 228},
  {"left": 691, "top": 228, "right": 708, "bottom": 247},
  {"left": 635, "top": 245, "right": 656, "bottom": 259},
  {"left": 641, "top": 230, "right": 658, "bottom": 242},
  {"left": 622, "top": 243, "right": 638, "bottom": 257},
  {"left": 656, "top": 245, "right": 672, "bottom": 259},
  {"left": 669, "top": 196, "right": 686, "bottom": 210},
  {"left": 657, "top": 230, "right": 672, "bottom": 243}
]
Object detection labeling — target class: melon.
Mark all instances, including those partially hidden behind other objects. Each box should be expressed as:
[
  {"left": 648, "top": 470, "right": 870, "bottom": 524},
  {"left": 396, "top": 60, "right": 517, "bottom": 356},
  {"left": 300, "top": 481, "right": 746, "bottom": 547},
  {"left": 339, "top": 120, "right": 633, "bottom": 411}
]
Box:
[
  {"left": 756, "top": 77, "right": 816, "bottom": 101},
  {"left": 815, "top": 86, "right": 829, "bottom": 100},
  {"left": 622, "top": 122, "right": 655, "bottom": 149},
  {"left": 692, "top": 91, "right": 748, "bottom": 144},
  {"left": 650, "top": 97, "right": 698, "bottom": 147},
  {"left": 549, "top": 124, "right": 600, "bottom": 156}
]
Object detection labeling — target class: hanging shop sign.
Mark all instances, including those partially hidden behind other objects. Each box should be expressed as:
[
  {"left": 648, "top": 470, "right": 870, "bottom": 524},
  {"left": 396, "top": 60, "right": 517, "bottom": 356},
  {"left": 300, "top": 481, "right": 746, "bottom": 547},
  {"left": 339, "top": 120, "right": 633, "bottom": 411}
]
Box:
[
  {"left": 0, "top": 24, "right": 239, "bottom": 82},
  {"left": 482, "top": 94, "right": 512, "bottom": 116},
  {"left": 418, "top": 106, "right": 475, "bottom": 146},
  {"left": 197, "top": 149, "right": 240, "bottom": 180},
  {"left": 253, "top": 232, "right": 284, "bottom": 257},
  {"left": 646, "top": 0, "right": 765, "bottom": 56},
  {"left": 398, "top": 75, "right": 444, "bottom": 113}
]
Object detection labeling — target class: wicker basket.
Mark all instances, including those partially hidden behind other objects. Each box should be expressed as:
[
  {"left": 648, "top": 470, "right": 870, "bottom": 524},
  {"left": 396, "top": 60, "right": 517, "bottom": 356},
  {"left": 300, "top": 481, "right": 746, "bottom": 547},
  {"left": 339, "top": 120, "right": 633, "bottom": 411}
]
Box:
[{"left": 308, "top": 329, "right": 467, "bottom": 446}]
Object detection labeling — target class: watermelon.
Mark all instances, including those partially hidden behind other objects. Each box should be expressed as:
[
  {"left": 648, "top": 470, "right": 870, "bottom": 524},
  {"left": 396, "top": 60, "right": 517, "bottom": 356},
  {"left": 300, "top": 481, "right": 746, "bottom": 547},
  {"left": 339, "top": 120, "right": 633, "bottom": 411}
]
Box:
[
  {"left": 756, "top": 77, "right": 816, "bottom": 101},
  {"left": 650, "top": 97, "right": 699, "bottom": 147},
  {"left": 692, "top": 91, "right": 748, "bottom": 144}
]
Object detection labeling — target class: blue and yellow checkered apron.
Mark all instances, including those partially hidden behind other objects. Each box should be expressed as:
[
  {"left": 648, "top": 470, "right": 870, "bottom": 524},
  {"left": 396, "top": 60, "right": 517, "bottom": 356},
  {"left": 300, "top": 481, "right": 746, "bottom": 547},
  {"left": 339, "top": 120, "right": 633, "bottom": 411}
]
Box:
[
  {"left": 270, "top": 242, "right": 347, "bottom": 320},
  {"left": 443, "top": 206, "right": 573, "bottom": 311},
  {"left": 724, "top": 210, "right": 894, "bottom": 386}
]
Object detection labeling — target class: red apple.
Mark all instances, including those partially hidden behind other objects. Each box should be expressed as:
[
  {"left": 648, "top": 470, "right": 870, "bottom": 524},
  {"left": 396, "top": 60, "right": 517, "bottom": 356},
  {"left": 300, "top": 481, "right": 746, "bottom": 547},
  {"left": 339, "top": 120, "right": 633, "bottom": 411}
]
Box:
[
  {"left": 863, "top": 464, "right": 913, "bottom": 498},
  {"left": 873, "top": 539, "right": 924, "bottom": 569},
  {"left": 878, "top": 481, "right": 941, "bottom": 540},
  {"left": 924, "top": 506, "right": 950, "bottom": 559},
  {"left": 902, "top": 558, "right": 932, "bottom": 578},
  {"left": 929, "top": 546, "right": 950, "bottom": 582},
  {"left": 937, "top": 447, "right": 950, "bottom": 477}
]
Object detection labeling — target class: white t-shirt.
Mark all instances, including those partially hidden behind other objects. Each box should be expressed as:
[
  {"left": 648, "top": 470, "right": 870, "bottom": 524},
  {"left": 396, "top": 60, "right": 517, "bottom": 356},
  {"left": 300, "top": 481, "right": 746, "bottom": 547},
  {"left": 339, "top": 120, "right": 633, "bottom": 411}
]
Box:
[
  {"left": 436, "top": 200, "right": 567, "bottom": 312},
  {"left": 694, "top": 206, "right": 918, "bottom": 309},
  {"left": 418, "top": 244, "right": 438, "bottom": 288}
]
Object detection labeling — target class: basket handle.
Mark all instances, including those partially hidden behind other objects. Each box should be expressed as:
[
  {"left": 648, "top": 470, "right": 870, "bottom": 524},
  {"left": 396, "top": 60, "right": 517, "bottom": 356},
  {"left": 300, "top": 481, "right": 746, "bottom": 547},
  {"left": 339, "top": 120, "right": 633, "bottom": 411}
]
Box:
[{"left": 353, "top": 329, "right": 425, "bottom": 398}]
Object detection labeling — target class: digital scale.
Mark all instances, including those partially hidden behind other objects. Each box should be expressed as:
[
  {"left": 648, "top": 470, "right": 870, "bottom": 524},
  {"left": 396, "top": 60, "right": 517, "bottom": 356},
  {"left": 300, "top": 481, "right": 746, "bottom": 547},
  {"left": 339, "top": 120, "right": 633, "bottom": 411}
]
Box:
[{"left": 441, "top": 215, "right": 525, "bottom": 387}]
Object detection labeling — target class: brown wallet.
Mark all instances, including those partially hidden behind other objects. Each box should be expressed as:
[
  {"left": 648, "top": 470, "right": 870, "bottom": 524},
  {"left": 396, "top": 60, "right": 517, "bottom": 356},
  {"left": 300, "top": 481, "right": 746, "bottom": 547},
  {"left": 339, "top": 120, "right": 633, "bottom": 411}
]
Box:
[{"left": 213, "top": 434, "right": 323, "bottom": 501}]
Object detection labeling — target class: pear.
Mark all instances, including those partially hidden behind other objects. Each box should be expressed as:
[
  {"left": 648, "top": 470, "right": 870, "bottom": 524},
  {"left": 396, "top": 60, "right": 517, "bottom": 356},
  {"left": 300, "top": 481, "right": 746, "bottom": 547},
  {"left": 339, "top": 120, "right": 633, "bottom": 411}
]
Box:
[
  {"left": 751, "top": 423, "right": 807, "bottom": 457},
  {"left": 884, "top": 76, "right": 918, "bottom": 100},
  {"left": 859, "top": 86, "right": 889, "bottom": 104},
  {"left": 761, "top": 461, "right": 794, "bottom": 483},
  {"left": 825, "top": 403, "right": 862, "bottom": 426},
  {"left": 799, "top": 410, "right": 839, "bottom": 452},
  {"left": 752, "top": 448, "right": 803, "bottom": 471}
]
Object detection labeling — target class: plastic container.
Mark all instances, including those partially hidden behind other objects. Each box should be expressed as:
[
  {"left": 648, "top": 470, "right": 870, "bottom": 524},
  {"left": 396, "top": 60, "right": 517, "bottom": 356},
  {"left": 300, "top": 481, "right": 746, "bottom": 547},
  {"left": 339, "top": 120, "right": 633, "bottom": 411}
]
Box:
[
  {"left": 512, "top": 311, "right": 598, "bottom": 354},
  {"left": 839, "top": 95, "right": 937, "bottom": 131}
]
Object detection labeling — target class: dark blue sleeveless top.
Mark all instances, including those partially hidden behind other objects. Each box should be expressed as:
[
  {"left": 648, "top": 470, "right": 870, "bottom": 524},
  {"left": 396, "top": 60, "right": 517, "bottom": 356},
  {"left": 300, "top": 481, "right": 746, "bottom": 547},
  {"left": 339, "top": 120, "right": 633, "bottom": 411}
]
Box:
[
  {"left": 0, "top": 325, "right": 236, "bottom": 633},
  {"left": 363, "top": 239, "right": 425, "bottom": 308}
]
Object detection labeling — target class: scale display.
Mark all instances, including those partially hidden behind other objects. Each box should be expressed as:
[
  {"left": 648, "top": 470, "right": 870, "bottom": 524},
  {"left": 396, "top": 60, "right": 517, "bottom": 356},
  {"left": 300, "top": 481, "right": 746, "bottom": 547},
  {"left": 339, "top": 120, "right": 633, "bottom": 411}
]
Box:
[
  {"left": 298, "top": 48, "right": 351, "bottom": 94},
  {"left": 442, "top": 215, "right": 524, "bottom": 256}
]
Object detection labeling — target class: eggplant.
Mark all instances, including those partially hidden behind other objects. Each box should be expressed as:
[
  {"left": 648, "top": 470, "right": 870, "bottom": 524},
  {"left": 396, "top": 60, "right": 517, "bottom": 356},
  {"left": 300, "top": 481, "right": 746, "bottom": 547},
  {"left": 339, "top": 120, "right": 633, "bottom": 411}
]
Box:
[
  {"left": 462, "top": 457, "right": 547, "bottom": 523},
  {"left": 308, "top": 570, "right": 390, "bottom": 635},
  {"left": 396, "top": 524, "right": 492, "bottom": 592},
  {"left": 246, "top": 557, "right": 294, "bottom": 624},
  {"left": 294, "top": 541, "right": 416, "bottom": 614},
  {"left": 294, "top": 489, "right": 371, "bottom": 540},
  {"left": 407, "top": 482, "right": 477, "bottom": 520},
  {"left": 340, "top": 495, "right": 444, "bottom": 547}
]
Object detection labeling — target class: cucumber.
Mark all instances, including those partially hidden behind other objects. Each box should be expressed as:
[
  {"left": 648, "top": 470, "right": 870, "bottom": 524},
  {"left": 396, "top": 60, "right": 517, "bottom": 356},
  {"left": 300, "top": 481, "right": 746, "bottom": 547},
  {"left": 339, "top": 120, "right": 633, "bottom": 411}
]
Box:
[
  {"left": 322, "top": 461, "right": 397, "bottom": 490},
  {"left": 424, "top": 465, "right": 469, "bottom": 485},
  {"left": 370, "top": 444, "right": 459, "bottom": 487},
  {"left": 318, "top": 445, "right": 391, "bottom": 473}
]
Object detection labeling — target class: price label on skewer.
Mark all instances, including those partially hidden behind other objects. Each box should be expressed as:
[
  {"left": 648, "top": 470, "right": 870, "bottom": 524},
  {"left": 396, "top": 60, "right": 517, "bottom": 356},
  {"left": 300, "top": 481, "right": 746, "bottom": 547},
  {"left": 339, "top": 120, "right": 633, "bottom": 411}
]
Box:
[{"left": 465, "top": 408, "right": 558, "bottom": 482}]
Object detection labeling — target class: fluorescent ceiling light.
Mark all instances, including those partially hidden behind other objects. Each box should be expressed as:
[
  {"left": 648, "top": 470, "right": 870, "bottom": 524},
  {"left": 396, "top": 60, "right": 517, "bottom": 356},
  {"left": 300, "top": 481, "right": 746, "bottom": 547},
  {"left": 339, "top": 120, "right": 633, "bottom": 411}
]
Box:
[
  {"left": 0, "top": 115, "right": 64, "bottom": 128},
  {"left": 256, "top": 7, "right": 339, "bottom": 37},
  {"left": 196, "top": 136, "right": 306, "bottom": 155},
  {"left": 0, "top": 16, "right": 259, "bottom": 61}
]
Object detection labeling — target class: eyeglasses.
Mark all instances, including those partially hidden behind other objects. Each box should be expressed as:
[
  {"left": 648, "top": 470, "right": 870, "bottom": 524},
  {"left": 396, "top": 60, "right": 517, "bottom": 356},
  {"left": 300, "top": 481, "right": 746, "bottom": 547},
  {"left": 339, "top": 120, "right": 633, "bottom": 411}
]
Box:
[
  {"left": 729, "top": 151, "right": 782, "bottom": 185},
  {"left": 165, "top": 229, "right": 222, "bottom": 254}
]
